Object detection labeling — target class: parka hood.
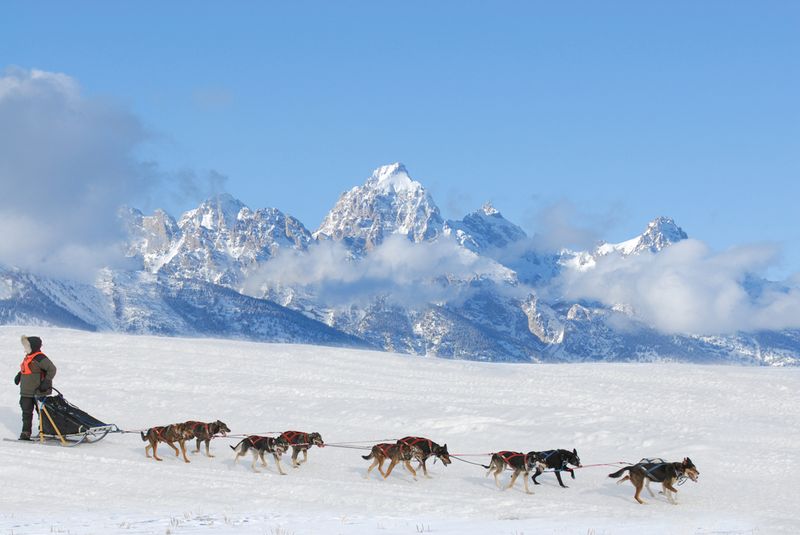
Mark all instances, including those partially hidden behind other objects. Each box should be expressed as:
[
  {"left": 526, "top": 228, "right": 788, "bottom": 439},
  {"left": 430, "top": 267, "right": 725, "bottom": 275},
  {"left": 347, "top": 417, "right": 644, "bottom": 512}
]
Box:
[{"left": 21, "top": 335, "right": 42, "bottom": 354}]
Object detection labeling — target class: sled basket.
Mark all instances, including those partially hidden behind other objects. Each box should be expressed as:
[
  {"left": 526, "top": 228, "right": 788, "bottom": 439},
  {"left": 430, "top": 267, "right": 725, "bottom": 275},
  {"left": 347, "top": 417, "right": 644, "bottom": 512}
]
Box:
[{"left": 38, "top": 389, "right": 119, "bottom": 445}]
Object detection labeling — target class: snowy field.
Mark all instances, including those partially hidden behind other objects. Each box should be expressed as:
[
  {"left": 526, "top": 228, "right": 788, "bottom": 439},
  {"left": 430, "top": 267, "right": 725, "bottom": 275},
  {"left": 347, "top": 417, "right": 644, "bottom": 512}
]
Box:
[{"left": 1, "top": 327, "right": 798, "bottom": 535}]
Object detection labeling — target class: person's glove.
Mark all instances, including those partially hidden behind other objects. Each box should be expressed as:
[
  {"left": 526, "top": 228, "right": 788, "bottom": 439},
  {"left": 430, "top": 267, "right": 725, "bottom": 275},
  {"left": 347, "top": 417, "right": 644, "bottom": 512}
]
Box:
[
  {"left": 36, "top": 380, "right": 52, "bottom": 393},
  {"left": 14, "top": 372, "right": 21, "bottom": 385}
]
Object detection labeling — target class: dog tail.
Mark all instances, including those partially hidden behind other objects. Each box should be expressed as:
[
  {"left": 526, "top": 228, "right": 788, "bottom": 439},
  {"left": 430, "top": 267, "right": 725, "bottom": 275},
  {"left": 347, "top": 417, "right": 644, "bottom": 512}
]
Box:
[
  {"left": 230, "top": 438, "right": 246, "bottom": 452},
  {"left": 140, "top": 431, "right": 147, "bottom": 442},
  {"left": 361, "top": 452, "right": 373, "bottom": 460},
  {"left": 608, "top": 466, "right": 631, "bottom": 479}
]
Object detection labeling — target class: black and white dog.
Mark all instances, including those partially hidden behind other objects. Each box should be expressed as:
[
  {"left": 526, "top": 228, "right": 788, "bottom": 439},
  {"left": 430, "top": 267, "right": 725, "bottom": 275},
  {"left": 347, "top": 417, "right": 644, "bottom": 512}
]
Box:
[
  {"left": 231, "top": 435, "right": 289, "bottom": 474},
  {"left": 531, "top": 448, "right": 582, "bottom": 487}
]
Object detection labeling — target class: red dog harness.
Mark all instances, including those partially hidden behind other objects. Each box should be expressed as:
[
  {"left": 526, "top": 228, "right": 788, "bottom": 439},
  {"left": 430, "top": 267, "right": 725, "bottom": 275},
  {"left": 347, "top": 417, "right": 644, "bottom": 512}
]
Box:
[
  {"left": 497, "top": 451, "right": 525, "bottom": 464},
  {"left": 399, "top": 436, "right": 433, "bottom": 451},
  {"left": 281, "top": 431, "right": 308, "bottom": 444},
  {"left": 186, "top": 421, "right": 210, "bottom": 436}
]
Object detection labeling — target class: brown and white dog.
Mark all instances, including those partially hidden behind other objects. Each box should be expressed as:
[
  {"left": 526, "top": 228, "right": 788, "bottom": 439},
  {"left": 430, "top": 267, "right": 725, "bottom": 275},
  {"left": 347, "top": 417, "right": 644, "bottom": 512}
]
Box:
[
  {"left": 362, "top": 442, "right": 425, "bottom": 480},
  {"left": 279, "top": 430, "right": 324, "bottom": 468},
  {"left": 183, "top": 420, "right": 231, "bottom": 457},
  {"left": 485, "top": 451, "right": 545, "bottom": 494},
  {"left": 608, "top": 457, "right": 700, "bottom": 504},
  {"left": 231, "top": 435, "right": 290, "bottom": 474},
  {"left": 140, "top": 423, "right": 196, "bottom": 463}
]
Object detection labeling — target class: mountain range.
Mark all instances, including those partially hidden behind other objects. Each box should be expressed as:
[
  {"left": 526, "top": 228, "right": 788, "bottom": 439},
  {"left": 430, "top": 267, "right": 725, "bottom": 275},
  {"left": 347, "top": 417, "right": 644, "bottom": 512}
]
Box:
[{"left": 2, "top": 163, "right": 797, "bottom": 365}]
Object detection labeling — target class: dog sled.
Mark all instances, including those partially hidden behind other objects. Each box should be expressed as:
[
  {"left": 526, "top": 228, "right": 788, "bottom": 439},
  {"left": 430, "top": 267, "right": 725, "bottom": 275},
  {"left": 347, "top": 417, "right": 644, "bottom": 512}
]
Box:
[{"left": 34, "top": 389, "right": 119, "bottom": 446}]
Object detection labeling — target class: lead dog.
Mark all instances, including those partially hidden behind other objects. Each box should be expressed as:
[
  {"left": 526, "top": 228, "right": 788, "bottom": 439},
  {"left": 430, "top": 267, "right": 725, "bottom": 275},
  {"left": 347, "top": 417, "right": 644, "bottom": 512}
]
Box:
[
  {"left": 141, "top": 423, "right": 196, "bottom": 463},
  {"left": 608, "top": 457, "right": 699, "bottom": 504},
  {"left": 485, "top": 451, "right": 545, "bottom": 494},
  {"left": 231, "top": 435, "right": 290, "bottom": 474},
  {"left": 279, "top": 430, "right": 324, "bottom": 468},
  {"left": 396, "top": 436, "right": 451, "bottom": 477},
  {"left": 184, "top": 420, "right": 231, "bottom": 458},
  {"left": 362, "top": 442, "right": 425, "bottom": 480},
  {"left": 531, "top": 448, "right": 582, "bottom": 488}
]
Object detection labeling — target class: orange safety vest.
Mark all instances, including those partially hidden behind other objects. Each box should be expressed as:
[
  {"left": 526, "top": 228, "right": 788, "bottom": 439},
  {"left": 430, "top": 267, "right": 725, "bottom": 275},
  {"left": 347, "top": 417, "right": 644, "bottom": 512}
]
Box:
[{"left": 20, "top": 352, "right": 44, "bottom": 375}]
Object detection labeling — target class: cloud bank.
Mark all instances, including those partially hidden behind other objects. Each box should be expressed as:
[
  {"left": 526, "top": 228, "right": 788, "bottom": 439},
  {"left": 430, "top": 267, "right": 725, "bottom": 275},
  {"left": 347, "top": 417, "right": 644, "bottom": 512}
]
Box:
[
  {"left": 0, "top": 67, "right": 158, "bottom": 279},
  {"left": 0, "top": 67, "right": 227, "bottom": 280},
  {"left": 244, "top": 234, "right": 517, "bottom": 307},
  {"left": 557, "top": 239, "right": 800, "bottom": 335}
]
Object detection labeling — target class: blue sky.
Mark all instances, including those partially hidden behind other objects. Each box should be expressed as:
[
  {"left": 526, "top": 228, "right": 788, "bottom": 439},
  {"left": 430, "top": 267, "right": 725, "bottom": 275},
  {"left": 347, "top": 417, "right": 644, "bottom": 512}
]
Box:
[{"left": 2, "top": 1, "right": 799, "bottom": 276}]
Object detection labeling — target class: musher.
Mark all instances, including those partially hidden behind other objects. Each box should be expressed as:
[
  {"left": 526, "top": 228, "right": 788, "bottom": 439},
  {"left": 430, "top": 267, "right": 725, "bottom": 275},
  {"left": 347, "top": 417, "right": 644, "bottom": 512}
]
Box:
[{"left": 13, "top": 335, "right": 57, "bottom": 440}]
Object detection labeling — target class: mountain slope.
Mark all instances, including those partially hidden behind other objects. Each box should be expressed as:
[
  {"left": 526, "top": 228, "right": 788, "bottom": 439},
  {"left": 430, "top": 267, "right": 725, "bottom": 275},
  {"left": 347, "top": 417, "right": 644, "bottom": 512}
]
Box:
[{"left": 2, "top": 163, "right": 798, "bottom": 366}]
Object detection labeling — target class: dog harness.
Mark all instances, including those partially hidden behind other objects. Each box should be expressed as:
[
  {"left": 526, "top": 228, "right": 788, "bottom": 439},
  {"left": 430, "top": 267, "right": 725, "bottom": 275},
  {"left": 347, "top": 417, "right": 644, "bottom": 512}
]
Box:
[
  {"left": 638, "top": 462, "right": 675, "bottom": 482},
  {"left": 497, "top": 451, "right": 525, "bottom": 464},
  {"left": 376, "top": 443, "right": 394, "bottom": 456},
  {"left": 399, "top": 437, "right": 433, "bottom": 452},
  {"left": 20, "top": 352, "right": 44, "bottom": 375},
  {"left": 186, "top": 421, "right": 210, "bottom": 436},
  {"left": 281, "top": 431, "right": 308, "bottom": 444}
]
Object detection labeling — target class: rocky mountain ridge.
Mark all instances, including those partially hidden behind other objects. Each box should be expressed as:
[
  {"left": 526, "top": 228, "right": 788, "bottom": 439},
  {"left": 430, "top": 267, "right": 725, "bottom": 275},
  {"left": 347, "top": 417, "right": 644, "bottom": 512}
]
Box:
[{"left": 2, "top": 163, "right": 797, "bottom": 366}]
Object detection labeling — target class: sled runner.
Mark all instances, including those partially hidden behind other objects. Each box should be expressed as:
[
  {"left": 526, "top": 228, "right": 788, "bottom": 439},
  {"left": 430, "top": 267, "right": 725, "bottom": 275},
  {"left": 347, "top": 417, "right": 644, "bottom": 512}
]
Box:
[{"left": 33, "top": 389, "right": 119, "bottom": 446}]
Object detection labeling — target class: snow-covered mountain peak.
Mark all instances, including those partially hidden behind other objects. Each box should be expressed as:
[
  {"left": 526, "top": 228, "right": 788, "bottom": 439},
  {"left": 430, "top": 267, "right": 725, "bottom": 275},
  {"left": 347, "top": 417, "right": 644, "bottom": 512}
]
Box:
[
  {"left": 481, "top": 202, "right": 499, "bottom": 216},
  {"left": 597, "top": 216, "right": 688, "bottom": 256},
  {"left": 367, "top": 162, "right": 418, "bottom": 194},
  {"left": 181, "top": 193, "right": 247, "bottom": 231},
  {"left": 444, "top": 203, "right": 527, "bottom": 253},
  {"left": 314, "top": 164, "right": 443, "bottom": 251}
]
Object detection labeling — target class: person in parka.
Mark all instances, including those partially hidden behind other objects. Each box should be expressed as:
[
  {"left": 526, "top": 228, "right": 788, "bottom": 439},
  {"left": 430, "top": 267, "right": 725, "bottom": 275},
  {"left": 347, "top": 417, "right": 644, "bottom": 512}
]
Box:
[{"left": 14, "top": 335, "right": 57, "bottom": 440}]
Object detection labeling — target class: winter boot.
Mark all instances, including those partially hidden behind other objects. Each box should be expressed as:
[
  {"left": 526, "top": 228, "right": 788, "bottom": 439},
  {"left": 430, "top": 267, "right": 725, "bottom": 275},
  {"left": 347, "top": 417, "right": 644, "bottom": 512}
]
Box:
[{"left": 18, "top": 431, "right": 31, "bottom": 441}]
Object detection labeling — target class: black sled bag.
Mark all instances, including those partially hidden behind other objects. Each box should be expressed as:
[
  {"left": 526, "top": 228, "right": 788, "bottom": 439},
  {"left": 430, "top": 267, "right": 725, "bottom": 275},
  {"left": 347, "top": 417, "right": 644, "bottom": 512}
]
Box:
[{"left": 40, "top": 394, "right": 108, "bottom": 435}]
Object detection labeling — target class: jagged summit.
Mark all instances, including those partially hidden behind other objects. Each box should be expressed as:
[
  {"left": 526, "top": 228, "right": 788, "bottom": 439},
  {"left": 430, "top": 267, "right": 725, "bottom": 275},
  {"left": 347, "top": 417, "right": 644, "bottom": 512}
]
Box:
[
  {"left": 126, "top": 194, "right": 312, "bottom": 285},
  {"left": 597, "top": 216, "right": 688, "bottom": 256},
  {"left": 314, "top": 163, "right": 443, "bottom": 251},
  {"left": 181, "top": 193, "right": 247, "bottom": 231},
  {"left": 444, "top": 202, "right": 526, "bottom": 253},
  {"left": 366, "top": 162, "right": 419, "bottom": 194},
  {"left": 481, "top": 202, "right": 499, "bottom": 216}
]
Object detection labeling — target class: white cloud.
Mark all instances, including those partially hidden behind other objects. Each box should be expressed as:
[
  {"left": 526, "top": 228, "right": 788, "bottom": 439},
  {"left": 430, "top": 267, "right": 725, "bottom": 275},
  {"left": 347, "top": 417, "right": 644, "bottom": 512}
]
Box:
[
  {"left": 0, "top": 67, "right": 159, "bottom": 279},
  {"left": 0, "top": 67, "right": 228, "bottom": 280},
  {"left": 244, "top": 234, "right": 518, "bottom": 307},
  {"left": 523, "top": 199, "right": 621, "bottom": 253},
  {"left": 557, "top": 238, "right": 800, "bottom": 334}
]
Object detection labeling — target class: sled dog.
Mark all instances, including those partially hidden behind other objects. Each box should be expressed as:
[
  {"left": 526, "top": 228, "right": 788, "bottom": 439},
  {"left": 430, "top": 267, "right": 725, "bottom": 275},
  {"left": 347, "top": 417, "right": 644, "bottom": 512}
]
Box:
[{"left": 608, "top": 457, "right": 699, "bottom": 504}]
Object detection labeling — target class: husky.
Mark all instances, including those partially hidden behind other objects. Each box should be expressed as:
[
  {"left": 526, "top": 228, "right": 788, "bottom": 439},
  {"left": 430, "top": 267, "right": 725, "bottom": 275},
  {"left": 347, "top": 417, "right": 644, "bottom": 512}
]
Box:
[
  {"left": 231, "top": 435, "right": 290, "bottom": 474},
  {"left": 362, "top": 442, "right": 425, "bottom": 480},
  {"left": 530, "top": 448, "right": 582, "bottom": 487},
  {"left": 183, "top": 420, "right": 231, "bottom": 457},
  {"left": 485, "top": 451, "right": 545, "bottom": 494},
  {"left": 279, "top": 430, "right": 324, "bottom": 468},
  {"left": 396, "top": 436, "right": 451, "bottom": 478},
  {"left": 608, "top": 457, "right": 699, "bottom": 504},
  {"left": 141, "top": 423, "right": 196, "bottom": 463}
]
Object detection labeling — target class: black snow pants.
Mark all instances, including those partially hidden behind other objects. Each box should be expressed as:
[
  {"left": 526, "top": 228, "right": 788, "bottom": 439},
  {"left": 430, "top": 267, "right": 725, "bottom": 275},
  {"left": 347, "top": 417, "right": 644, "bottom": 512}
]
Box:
[{"left": 20, "top": 396, "right": 35, "bottom": 434}]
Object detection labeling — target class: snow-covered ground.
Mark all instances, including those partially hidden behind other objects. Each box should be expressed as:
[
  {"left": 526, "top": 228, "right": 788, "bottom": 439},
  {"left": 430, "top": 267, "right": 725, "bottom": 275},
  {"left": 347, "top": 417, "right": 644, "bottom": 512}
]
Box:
[{"left": 1, "top": 326, "right": 798, "bottom": 534}]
